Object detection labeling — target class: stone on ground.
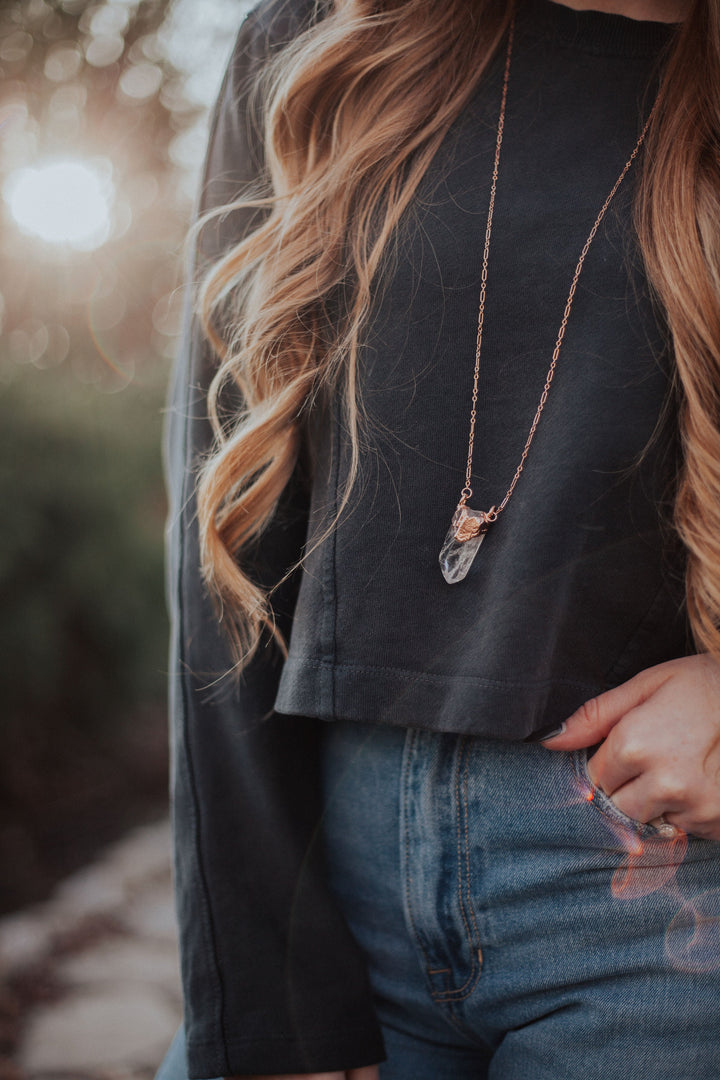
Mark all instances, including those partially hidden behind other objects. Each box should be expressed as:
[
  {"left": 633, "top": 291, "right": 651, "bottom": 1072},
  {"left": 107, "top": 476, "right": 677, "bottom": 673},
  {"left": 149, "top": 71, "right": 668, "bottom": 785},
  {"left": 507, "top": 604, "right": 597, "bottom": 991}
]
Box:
[{"left": 18, "top": 985, "right": 179, "bottom": 1073}]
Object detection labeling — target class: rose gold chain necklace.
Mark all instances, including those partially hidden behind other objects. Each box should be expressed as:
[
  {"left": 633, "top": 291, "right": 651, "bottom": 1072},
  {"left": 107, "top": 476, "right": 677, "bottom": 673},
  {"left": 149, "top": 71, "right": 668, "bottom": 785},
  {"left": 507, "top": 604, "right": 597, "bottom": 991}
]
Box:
[{"left": 439, "top": 18, "right": 658, "bottom": 584}]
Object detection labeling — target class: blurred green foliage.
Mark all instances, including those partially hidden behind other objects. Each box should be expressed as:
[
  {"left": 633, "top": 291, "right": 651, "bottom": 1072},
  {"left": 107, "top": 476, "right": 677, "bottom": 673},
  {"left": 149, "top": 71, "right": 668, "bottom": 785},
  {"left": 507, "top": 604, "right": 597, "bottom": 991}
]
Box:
[
  {"left": 0, "top": 358, "right": 171, "bottom": 913},
  {"left": 0, "top": 361, "right": 168, "bottom": 727}
]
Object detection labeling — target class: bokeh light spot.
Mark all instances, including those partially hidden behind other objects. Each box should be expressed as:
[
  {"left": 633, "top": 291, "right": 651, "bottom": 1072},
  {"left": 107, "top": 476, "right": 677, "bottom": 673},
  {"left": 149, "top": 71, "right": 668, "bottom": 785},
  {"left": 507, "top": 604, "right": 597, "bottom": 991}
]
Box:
[
  {"left": 84, "top": 34, "right": 124, "bottom": 67},
  {"left": 44, "top": 42, "right": 83, "bottom": 82},
  {"left": 0, "top": 30, "right": 34, "bottom": 64},
  {"left": 0, "top": 101, "right": 28, "bottom": 135},
  {"left": 41, "top": 323, "right": 71, "bottom": 368},
  {"left": 42, "top": 12, "right": 66, "bottom": 40},
  {"left": 4, "top": 159, "right": 114, "bottom": 250},
  {"left": 119, "top": 61, "right": 162, "bottom": 100},
  {"left": 88, "top": 5, "right": 130, "bottom": 37},
  {"left": 168, "top": 127, "right": 207, "bottom": 170}
]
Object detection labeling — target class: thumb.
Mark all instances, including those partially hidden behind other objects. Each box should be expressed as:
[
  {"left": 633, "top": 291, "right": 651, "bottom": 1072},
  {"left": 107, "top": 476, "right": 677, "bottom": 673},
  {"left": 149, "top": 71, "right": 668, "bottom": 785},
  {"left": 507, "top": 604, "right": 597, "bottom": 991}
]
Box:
[{"left": 540, "top": 666, "right": 669, "bottom": 751}]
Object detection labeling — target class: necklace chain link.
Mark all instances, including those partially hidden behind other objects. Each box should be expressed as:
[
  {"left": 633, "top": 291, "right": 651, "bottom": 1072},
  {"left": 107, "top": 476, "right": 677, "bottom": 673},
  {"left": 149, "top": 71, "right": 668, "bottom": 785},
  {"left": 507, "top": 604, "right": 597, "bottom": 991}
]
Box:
[{"left": 458, "top": 18, "right": 658, "bottom": 517}]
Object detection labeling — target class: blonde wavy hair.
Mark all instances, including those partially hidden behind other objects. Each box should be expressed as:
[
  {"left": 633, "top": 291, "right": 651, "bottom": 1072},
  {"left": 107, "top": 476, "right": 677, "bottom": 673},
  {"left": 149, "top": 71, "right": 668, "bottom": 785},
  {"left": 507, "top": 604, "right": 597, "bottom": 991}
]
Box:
[{"left": 195, "top": 0, "right": 720, "bottom": 672}]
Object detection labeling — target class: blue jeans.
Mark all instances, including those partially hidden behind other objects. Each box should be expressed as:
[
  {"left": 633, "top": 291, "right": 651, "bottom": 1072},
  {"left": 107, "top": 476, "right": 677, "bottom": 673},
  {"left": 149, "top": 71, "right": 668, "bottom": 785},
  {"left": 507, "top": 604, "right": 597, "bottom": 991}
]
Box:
[{"left": 156, "top": 718, "right": 720, "bottom": 1079}]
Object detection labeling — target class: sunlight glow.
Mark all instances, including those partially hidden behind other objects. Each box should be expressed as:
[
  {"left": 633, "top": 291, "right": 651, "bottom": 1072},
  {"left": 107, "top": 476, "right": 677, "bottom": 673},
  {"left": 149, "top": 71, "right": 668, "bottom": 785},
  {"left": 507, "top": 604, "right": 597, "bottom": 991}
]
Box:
[{"left": 3, "top": 159, "right": 114, "bottom": 250}]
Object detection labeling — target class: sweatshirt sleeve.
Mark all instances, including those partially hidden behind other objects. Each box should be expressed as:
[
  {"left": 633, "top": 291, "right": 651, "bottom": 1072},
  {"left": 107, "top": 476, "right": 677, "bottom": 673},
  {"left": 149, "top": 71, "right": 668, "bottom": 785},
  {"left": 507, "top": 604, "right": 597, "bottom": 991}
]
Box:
[{"left": 162, "top": 4, "right": 386, "bottom": 1076}]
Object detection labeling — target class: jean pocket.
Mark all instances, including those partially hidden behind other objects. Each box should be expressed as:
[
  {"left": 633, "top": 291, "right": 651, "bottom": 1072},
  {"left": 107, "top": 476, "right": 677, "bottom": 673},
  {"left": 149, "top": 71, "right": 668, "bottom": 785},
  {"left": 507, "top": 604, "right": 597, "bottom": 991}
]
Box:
[{"left": 571, "top": 747, "right": 661, "bottom": 839}]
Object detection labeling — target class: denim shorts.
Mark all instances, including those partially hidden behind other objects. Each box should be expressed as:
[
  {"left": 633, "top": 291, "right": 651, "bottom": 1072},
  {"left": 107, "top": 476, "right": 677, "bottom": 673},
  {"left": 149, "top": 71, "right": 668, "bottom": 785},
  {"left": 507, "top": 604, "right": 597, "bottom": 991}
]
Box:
[{"left": 156, "top": 717, "right": 720, "bottom": 1080}]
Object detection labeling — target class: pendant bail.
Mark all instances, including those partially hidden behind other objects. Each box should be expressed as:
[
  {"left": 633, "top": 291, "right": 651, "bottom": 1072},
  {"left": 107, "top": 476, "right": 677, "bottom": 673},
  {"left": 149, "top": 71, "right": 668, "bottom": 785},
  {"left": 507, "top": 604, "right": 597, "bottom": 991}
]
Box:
[
  {"left": 439, "top": 504, "right": 494, "bottom": 584},
  {"left": 454, "top": 505, "right": 491, "bottom": 542}
]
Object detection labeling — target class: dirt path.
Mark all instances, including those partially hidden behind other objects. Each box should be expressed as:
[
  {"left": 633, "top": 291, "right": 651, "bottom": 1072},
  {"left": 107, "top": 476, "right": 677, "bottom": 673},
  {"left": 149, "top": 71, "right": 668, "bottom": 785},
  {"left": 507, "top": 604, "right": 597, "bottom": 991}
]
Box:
[{"left": 0, "top": 818, "right": 182, "bottom": 1080}]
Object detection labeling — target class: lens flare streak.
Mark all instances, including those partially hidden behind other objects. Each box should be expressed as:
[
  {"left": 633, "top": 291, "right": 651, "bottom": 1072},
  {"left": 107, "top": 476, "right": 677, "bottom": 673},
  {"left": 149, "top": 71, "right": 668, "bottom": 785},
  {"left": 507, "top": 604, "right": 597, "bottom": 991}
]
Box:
[{"left": 562, "top": 764, "right": 720, "bottom": 973}]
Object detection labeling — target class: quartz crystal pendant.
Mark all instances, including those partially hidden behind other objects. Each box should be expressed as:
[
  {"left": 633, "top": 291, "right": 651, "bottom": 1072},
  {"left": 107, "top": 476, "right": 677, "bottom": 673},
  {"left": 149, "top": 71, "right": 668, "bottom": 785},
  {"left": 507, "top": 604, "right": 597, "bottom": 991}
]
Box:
[{"left": 439, "top": 505, "right": 492, "bottom": 584}]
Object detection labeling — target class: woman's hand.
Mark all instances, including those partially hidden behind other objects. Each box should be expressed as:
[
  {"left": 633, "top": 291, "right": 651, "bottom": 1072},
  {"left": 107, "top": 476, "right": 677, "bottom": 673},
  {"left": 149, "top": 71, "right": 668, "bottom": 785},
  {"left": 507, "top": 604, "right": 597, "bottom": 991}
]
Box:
[
  {"left": 225, "top": 1068, "right": 380, "bottom": 1079},
  {"left": 541, "top": 654, "right": 720, "bottom": 840}
]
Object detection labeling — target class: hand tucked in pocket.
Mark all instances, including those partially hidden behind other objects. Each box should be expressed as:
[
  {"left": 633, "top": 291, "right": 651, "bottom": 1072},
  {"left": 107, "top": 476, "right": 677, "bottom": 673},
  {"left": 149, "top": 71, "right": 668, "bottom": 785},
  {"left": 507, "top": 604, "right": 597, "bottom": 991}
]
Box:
[{"left": 541, "top": 654, "right": 720, "bottom": 841}]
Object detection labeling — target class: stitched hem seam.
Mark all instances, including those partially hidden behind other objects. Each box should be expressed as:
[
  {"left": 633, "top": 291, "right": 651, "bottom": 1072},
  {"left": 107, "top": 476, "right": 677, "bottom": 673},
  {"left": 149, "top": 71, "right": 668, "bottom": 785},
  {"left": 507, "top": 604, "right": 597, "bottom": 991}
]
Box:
[
  {"left": 280, "top": 654, "right": 600, "bottom": 692},
  {"left": 187, "top": 1023, "right": 380, "bottom": 1050}
]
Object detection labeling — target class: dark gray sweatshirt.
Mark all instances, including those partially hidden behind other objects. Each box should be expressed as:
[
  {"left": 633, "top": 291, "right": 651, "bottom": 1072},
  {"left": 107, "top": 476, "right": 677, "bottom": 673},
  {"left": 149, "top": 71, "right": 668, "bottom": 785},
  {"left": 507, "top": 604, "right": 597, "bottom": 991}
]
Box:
[{"left": 164, "top": 1, "right": 687, "bottom": 1074}]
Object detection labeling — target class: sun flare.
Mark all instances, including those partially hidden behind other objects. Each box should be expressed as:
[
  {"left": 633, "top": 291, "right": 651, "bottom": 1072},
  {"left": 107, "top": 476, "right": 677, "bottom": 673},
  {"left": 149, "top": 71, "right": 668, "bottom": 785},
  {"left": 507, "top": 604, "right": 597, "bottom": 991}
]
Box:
[{"left": 3, "top": 159, "right": 114, "bottom": 251}]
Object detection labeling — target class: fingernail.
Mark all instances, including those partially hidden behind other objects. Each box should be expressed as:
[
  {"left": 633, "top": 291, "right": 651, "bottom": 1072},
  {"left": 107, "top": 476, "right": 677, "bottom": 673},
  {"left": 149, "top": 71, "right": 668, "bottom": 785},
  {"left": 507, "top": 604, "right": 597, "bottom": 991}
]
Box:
[{"left": 539, "top": 721, "right": 567, "bottom": 742}]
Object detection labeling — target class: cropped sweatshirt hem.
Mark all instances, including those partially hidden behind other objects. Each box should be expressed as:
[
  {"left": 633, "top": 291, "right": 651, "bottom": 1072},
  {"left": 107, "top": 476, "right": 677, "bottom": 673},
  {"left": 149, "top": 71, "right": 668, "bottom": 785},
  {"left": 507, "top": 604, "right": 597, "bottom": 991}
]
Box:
[
  {"left": 185, "top": 1024, "right": 386, "bottom": 1078},
  {"left": 274, "top": 655, "right": 604, "bottom": 738}
]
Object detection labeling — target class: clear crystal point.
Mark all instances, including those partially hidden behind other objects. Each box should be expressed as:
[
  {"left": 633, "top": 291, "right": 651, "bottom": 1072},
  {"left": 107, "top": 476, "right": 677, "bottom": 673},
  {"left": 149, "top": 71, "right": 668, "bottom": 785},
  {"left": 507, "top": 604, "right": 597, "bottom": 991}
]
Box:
[{"left": 439, "top": 506, "right": 490, "bottom": 583}]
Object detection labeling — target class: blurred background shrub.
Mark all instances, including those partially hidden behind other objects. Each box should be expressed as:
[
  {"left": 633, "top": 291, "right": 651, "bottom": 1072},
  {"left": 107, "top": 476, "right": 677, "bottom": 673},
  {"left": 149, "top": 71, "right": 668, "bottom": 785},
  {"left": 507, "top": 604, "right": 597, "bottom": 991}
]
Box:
[{"left": 0, "top": 0, "right": 252, "bottom": 914}]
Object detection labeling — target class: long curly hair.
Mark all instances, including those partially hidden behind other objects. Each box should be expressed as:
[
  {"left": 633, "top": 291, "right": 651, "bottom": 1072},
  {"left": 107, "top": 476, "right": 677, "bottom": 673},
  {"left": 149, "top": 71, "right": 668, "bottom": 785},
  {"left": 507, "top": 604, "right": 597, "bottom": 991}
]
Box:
[{"left": 195, "top": 0, "right": 720, "bottom": 672}]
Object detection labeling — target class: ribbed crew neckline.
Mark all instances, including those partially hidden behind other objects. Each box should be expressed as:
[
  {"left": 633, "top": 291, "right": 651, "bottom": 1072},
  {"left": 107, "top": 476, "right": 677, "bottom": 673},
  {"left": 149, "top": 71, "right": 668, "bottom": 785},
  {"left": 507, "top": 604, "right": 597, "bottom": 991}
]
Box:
[{"left": 517, "top": 0, "right": 679, "bottom": 56}]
